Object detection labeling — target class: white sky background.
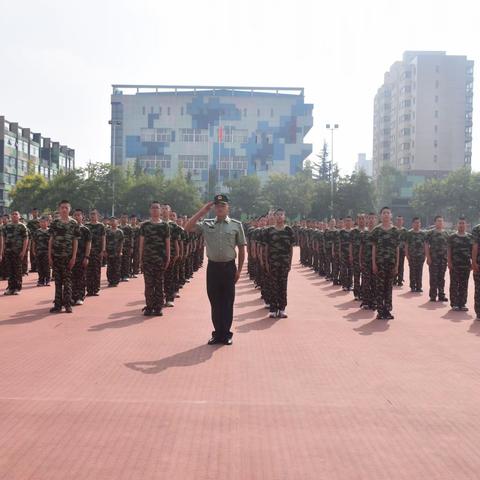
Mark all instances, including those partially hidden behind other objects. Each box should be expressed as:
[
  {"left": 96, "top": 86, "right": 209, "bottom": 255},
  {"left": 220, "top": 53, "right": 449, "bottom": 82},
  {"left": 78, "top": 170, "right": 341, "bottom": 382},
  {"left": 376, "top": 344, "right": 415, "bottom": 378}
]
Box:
[{"left": 0, "top": 0, "right": 479, "bottom": 174}]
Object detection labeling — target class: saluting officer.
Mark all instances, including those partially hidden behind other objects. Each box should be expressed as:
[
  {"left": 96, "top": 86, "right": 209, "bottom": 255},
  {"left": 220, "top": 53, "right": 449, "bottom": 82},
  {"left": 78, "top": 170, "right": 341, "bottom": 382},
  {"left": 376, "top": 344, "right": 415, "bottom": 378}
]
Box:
[{"left": 185, "top": 194, "right": 246, "bottom": 346}]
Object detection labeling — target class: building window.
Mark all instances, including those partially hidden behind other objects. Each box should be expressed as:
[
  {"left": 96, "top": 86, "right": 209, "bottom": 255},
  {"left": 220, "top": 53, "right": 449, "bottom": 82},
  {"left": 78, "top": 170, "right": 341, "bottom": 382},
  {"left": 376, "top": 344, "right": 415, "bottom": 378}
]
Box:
[
  {"left": 150, "top": 106, "right": 154, "bottom": 113},
  {"left": 434, "top": 140, "right": 438, "bottom": 148},
  {"left": 257, "top": 109, "right": 260, "bottom": 117},
  {"left": 156, "top": 128, "right": 172, "bottom": 142},
  {"left": 167, "top": 107, "right": 171, "bottom": 116},
  {"left": 142, "top": 106, "right": 146, "bottom": 115},
  {"left": 435, "top": 95, "right": 439, "bottom": 103},
  {"left": 243, "top": 108, "right": 247, "bottom": 117},
  {"left": 180, "top": 107, "right": 184, "bottom": 116},
  {"left": 435, "top": 65, "right": 440, "bottom": 73},
  {"left": 270, "top": 108, "right": 274, "bottom": 117},
  {"left": 159, "top": 106, "right": 162, "bottom": 115},
  {"left": 434, "top": 125, "right": 438, "bottom": 133},
  {"left": 435, "top": 110, "right": 439, "bottom": 118},
  {"left": 434, "top": 155, "right": 438, "bottom": 163},
  {"left": 435, "top": 80, "right": 439, "bottom": 88},
  {"left": 179, "top": 128, "right": 208, "bottom": 143}
]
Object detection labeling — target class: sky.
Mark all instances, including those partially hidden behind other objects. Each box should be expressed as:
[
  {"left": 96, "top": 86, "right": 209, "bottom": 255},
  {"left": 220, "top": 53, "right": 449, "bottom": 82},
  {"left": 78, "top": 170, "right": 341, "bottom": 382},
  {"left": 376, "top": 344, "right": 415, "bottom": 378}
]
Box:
[{"left": 1, "top": 0, "right": 479, "bottom": 174}]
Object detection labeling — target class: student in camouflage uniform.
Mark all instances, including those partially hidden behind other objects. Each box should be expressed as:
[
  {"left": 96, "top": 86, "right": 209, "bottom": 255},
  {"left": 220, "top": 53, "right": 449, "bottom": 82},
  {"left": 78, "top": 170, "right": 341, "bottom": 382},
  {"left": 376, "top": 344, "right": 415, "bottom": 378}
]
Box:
[
  {"left": 324, "top": 218, "right": 336, "bottom": 281},
  {"left": 447, "top": 217, "right": 473, "bottom": 312},
  {"left": 118, "top": 213, "right": 133, "bottom": 282},
  {"left": 139, "top": 201, "right": 171, "bottom": 316},
  {"left": 71, "top": 209, "right": 92, "bottom": 305},
  {"left": 425, "top": 215, "right": 449, "bottom": 302},
  {"left": 351, "top": 214, "right": 366, "bottom": 301},
  {"left": 360, "top": 212, "right": 378, "bottom": 310},
  {"left": 27, "top": 208, "right": 40, "bottom": 273},
  {"left": 161, "top": 205, "right": 180, "bottom": 307},
  {"left": 101, "top": 217, "right": 109, "bottom": 267},
  {"left": 85, "top": 209, "right": 106, "bottom": 296},
  {"left": 130, "top": 214, "right": 140, "bottom": 277},
  {"left": 264, "top": 208, "right": 294, "bottom": 318},
  {"left": 105, "top": 217, "right": 124, "bottom": 287},
  {"left": 21, "top": 218, "right": 29, "bottom": 276},
  {"left": 48, "top": 200, "right": 80, "bottom": 313},
  {"left": 2, "top": 211, "right": 28, "bottom": 295},
  {"left": 339, "top": 216, "right": 353, "bottom": 291},
  {"left": 32, "top": 216, "right": 51, "bottom": 286},
  {"left": 394, "top": 215, "right": 407, "bottom": 286},
  {"left": 0, "top": 214, "right": 9, "bottom": 280},
  {"left": 405, "top": 217, "right": 426, "bottom": 293},
  {"left": 472, "top": 223, "right": 480, "bottom": 320},
  {"left": 372, "top": 207, "right": 400, "bottom": 320},
  {"left": 170, "top": 211, "right": 184, "bottom": 299},
  {"left": 331, "top": 219, "right": 343, "bottom": 285}
]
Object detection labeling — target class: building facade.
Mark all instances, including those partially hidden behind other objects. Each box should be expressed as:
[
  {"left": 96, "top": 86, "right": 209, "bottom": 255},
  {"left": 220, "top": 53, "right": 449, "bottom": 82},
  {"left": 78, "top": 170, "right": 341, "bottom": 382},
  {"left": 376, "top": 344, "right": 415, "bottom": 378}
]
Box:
[
  {"left": 0, "top": 116, "right": 75, "bottom": 213},
  {"left": 372, "top": 51, "right": 474, "bottom": 179},
  {"left": 354, "top": 153, "right": 372, "bottom": 176},
  {"left": 110, "top": 85, "right": 313, "bottom": 195}
]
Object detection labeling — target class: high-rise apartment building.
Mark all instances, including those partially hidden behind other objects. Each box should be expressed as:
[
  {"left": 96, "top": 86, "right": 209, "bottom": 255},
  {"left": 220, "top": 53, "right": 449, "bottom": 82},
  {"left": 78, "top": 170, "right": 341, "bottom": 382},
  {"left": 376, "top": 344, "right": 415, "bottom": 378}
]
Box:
[
  {"left": 373, "top": 51, "right": 474, "bottom": 179},
  {"left": 354, "top": 153, "right": 372, "bottom": 176},
  {"left": 110, "top": 85, "right": 313, "bottom": 195},
  {"left": 0, "top": 116, "right": 75, "bottom": 213}
]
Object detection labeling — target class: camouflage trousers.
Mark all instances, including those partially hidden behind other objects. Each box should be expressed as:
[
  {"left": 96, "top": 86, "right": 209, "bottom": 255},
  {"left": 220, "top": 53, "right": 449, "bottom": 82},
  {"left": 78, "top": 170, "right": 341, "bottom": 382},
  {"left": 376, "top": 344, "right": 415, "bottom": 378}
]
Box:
[
  {"left": 269, "top": 264, "right": 290, "bottom": 311},
  {"left": 164, "top": 262, "right": 176, "bottom": 302},
  {"left": 318, "top": 251, "right": 326, "bottom": 276},
  {"left": 331, "top": 254, "right": 340, "bottom": 284},
  {"left": 22, "top": 249, "right": 28, "bottom": 275},
  {"left": 340, "top": 256, "right": 353, "bottom": 289},
  {"left": 376, "top": 263, "right": 395, "bottom": 312},
  {"left": 429, "top": 258, "right": 447, "bottom": 300},
  {"left": 352, "top": 258, "right": 362, "bottom": 299},
  {"left": 53, "top": 257, "right": 72, "bottom": 308},
  {"left": 324, "top": 251, "right": 332, "bottom": 279},
  {"left": 409, "top": 256, "right": 425, "bottom": 290},
  {"left": 37, "top": 252, "right": 51, "bottom": 284},
  {"left": 131, "top": 248, "right": 140, "bottom": 275},
  {"left": 143, "top": 261, "right": 164, "bottom": 310},
  {"left": 86, "top": 252, "right": 102, "bottom": 295},
  {"left": 474, "top": 272, "right": 480, "bottom": 318},
  {"left": 4, "top": 251, "right": 23, "bottom": 291},
  {"left": 121, "top": 251, "right": 131, "bottom": 279},
  {"left": 312, "top": 250, "right": 319, "bottom": 272},
  {"left": 72, "top": 259, "right": 86, "bottom": 302},
  {"left": 395, "top": 248, "right": 405, "bottom": 285},
  {"left": 361, "top": 264, "right": 375, "bottom": 307},
  {"left": 449, "top": 266, "right": 470, "bottom": 308},
  {"left": 29, "top": 243, "right": 37, "bottom": 272},
  {"left": 107, "top": 256, "right": 121, "bottom": 285}
]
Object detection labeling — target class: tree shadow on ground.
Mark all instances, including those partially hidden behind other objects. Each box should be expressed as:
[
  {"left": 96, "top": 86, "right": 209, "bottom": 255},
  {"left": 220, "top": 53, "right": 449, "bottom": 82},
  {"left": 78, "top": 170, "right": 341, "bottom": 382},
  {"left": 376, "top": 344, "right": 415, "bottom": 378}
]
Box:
[
  {"left": 0, "top": 307, "right": 54, "bottom": 326},
  {"left": 89, "top": 309, "right": 149, "bottom": 331},
  {"left": 236, "top": 316, "right": 279, "bottom": 333},
  {"left": 441, "top": 310, "right": 473, "bottom": 323},
  {"left": 234, "top": 307, "right": 268, "bottom": 322},
  {"left": 467, "top": 320, "right": 480, "bottom": 336},
  {"left": 125, "top": 344, "right": 222, "bottom": 374},
  {"left": 353, "top": 319, "right": 390, "bottom": 335}
]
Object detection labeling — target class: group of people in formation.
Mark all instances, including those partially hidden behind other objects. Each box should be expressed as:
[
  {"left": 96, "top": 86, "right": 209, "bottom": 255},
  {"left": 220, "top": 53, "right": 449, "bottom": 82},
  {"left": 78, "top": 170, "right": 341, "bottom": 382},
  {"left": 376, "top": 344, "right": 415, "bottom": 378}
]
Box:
[
  {"left": 0, "top": 201, "right": 204, "bottom": 316},
  {"left": 293, "top": 208, "right": 480, "bottom": 320}
]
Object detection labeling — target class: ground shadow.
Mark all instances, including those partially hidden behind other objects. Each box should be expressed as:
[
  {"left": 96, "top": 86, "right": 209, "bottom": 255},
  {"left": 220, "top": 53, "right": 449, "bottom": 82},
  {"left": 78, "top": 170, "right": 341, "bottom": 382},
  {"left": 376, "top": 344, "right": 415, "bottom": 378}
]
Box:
[
  {"left": 125, "top": 344, "right": 222, "bottom": 374},
  {"left": 327, "top": 290, "right": 350, "bottom": 298},
  {"left": 398, "top": 291, "right": 422, "bottom": 298},
  {"left": 235, "top": 298, "right": 264, "bottom": 308},
  {"left": 467, "top": 320, "right": 480, "bottom": 336},
  {"left": 0, "top": 307, "right": 54, "bottom": 326},
  {"left": 89, "top": 309, "right": 149, "bottom": 331},
  {"left": 234, "top": 307, "right": 268, "bottom": 322},
  {"left": 418, "top": 300, "right": 447, "bottom": 310},
  {"left": 441, "top": 310, "right": 473, "bottom": 323},
  {"left": 236, "top": 316, "right": 278, "bottom": 333},
  {"left": 334, "top": 300, "right": 359, "bottom": 310},
  {"left": 343, "top": 310, "right": 375, "bottom": 322},
  {"left": 126, "top": 300, "right": 145, "bottom": 307},
  {"left": 354, "top": 319, "right": 390, "bottom": 335}
]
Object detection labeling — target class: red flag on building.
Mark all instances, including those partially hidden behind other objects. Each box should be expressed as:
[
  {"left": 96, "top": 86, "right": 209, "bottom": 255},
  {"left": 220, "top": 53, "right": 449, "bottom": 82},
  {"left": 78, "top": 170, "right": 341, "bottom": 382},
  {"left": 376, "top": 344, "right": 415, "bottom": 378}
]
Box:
[{"left": 218, "top": 126, "right": 223, "bottom": 143}]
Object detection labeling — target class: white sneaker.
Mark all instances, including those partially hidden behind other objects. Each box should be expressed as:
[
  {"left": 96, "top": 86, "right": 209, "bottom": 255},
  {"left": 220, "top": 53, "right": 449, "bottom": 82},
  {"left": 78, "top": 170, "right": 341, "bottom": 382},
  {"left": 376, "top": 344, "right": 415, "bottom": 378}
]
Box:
[
  {"left": 165, "top": 301, "right": 174, "bottom": 307},
  {"left": 12, "top": 290, "right": 20, "bottom": 295},
  {"left": 75, "top": 299, "right": 84, "bottom": 306},
  {"left": 264, "top": 304, "right": 270, "bottom": 309},
  {"left": 269, "top": 311, "right": 277, "bottom": 318},
  {"left": 4, "top": 289, "right": 13, "bottom": 295},
  {"left": 278, "top": 310, "right": 288, "bottom": 318}
]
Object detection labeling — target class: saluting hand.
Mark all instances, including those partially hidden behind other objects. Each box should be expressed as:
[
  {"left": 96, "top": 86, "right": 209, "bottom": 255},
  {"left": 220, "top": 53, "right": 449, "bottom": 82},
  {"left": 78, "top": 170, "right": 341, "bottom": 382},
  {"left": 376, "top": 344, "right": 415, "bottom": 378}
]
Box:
[{"left": 200, "top": 202, "right": 214, "bottom": 215}]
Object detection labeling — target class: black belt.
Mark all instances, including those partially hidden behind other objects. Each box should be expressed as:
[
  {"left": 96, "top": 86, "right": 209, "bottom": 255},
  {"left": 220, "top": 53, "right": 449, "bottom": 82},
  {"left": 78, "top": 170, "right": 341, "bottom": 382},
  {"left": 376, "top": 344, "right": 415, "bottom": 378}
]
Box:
[{"left": 208, "top": 259, "right": 235, "bottom": 265}]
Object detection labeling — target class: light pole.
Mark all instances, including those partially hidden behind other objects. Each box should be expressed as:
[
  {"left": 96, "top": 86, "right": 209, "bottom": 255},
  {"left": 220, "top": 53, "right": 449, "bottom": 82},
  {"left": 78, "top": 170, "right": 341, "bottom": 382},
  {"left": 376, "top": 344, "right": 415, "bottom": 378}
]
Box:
[
  {"left": 325, "top": 123, "right": 339, "bottom": 216},
  {"left": 109, "top": 120, "right": 122, "bottom": 217}
]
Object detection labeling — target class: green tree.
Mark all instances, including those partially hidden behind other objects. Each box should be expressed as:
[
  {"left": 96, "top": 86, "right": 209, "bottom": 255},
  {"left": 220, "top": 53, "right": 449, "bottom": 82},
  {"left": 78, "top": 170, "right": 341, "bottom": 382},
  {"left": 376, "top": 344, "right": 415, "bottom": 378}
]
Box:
[
  {"left": 163, "top": 172, "right": 202, "bottom": 215},
  {"left": 376, "top": 164, "right": 405, "bottom": 209},
  {"left": 9, "top": 174, "right": 48, "bottom": 213},
  {"left": 224, "top": 175, "right": 261, "bottom": 217}
]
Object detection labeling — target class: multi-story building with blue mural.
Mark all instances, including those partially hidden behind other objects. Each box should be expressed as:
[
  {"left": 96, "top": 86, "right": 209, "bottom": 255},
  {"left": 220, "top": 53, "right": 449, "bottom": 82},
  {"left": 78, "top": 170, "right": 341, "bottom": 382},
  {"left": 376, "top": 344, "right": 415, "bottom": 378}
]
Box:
[{"left": 110, "top": 85, "right": 313, "bottom": 196}]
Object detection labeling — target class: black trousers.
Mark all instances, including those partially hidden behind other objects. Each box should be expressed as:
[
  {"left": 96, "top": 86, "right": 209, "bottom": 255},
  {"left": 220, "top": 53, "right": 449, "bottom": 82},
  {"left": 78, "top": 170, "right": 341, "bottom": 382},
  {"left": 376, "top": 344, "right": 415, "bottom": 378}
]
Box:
[{"left": 207, "top": 260, "right": 236, "bottom": 340}]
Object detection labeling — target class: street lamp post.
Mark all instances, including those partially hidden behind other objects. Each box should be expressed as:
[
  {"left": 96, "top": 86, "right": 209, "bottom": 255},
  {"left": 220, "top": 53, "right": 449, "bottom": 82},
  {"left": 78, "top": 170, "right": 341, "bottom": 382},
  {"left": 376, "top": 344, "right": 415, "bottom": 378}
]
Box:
[
  {"left": 325, "top": 123, "right": 339, "bottom": 216},
  {"left": 109, "top": 120, "right": 122, "bottom": 217}
]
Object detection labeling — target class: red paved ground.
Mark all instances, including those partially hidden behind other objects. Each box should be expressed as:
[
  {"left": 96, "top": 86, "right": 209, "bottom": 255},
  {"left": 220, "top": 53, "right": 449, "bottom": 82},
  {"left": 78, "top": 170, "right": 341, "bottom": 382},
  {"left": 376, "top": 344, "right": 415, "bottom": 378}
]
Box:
[{"left": 1, "top": 249, "right": 480, "bottom": 479}]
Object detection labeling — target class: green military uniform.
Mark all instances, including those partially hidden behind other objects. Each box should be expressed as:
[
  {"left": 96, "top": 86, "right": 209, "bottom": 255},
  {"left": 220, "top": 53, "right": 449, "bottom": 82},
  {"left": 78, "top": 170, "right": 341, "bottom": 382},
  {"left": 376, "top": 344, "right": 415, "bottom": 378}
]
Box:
[
  {"left": 472, "top": 224, "right": 480, "bottom": 318},
  {"left": 33, "top": 228, "right": 51, "bottom": 285},
  {"left": 106, "top": 228, "right": 124, "bottom": 286},
  {"left": 395, "top": 227, "right": 408, "bottom": 286},
  {"left": 72, "top": 224, "right": 92, "bottom": 303},
  {"left": 371, "top": 225, "right": 399, "bottom": 317},
  {"left": 351, "top": 227, "right": 364, "bottom": 300},
  {"left": 21, "top": 225, "right": 29, "bottom": 275},
  {"left": 323, "top": 229, "right": 334, "bottom": 280},
  {"left": 119, "top": 223, "right": 133, "bottom": 280},
  {"left": 406, "top": 229, "right": 426, "bottom": 292},
  {"left": 339, "top": 228, "right": 353, "bottom": 290},
  {"left": 139, "top": 220, "right": 170, "bottom": 313},
  {"left": 425, "top": 229, "right": 449, "bottom": 301},
  {"left": 331, "top": 228, "right": 341, "bottom": 285},
  {"left": 2, "top": 222, "right": 28, "bottom": 293},
  {"left": 448, "top": 232, "right": 473, "bottom": 309},
  {"left": 265, "top": 225, "right": 294, "bottom": 314},
  {"left": 49, "top": 218, "right": 81, "bottom": 309},
  {"left": 164, "top": 221, "right": 180, "bottom": 303},
  {"left": 85, "top": 222, "right": 106, "bottom": 295},
  {"left": 360, "top": 228, "right": 376, "bottom": 309},
  {"left": 131, "top": 224, "right": 141, "bottom": 276},
  {"left": 27, "top": 217, "right": 40, "bottom": 272}
]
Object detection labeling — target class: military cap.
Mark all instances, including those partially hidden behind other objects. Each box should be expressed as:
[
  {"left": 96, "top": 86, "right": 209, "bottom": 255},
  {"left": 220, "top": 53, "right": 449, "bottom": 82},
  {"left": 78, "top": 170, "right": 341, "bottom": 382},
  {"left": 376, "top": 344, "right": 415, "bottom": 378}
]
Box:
[{"left": 213, "top": 193, "right": 229, "bottom": 204}]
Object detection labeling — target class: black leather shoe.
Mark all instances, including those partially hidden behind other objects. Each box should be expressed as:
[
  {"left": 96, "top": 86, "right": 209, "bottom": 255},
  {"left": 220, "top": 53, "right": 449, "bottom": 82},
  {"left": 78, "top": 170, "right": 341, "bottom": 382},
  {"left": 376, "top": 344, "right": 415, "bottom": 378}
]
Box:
[
  {"left": 438, "top": 296, "right": 448, "bottom": 302},
  {"left": 223, "top": 338, "right": 233, "bottom": 346},
  {"left": 153, "top": 309, "right": 163, "bottom": 316},
  {"left": 207, "top": 337, "right": 222, "bottom": 345},
  {"left": 65, "top": 305, "right": 73, "bottom": 313},
  {"left": 49, "top": 306, "right": 62, "bottom": 313}
]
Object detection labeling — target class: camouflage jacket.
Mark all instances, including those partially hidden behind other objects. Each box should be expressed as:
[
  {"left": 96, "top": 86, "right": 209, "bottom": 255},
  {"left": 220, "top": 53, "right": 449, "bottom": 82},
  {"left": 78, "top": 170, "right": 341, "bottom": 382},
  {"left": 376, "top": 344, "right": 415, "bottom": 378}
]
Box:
[
  {"left": 106, "top": 229, "right": 124, "bottom": 257},
  {"left": 48, "top": 218, "right": 80, "bottom": 258},
  {"left": 119, "top": 224, "right": 134, "bottom": 251},
  {"left": 76, "top": 225, "right": 92, "bottom": 261},
  {"left": 472, "top": 224, "right": 480, "bottom": 263},
  {"left": 448, "top": 232, "right": 473, "bottom": 268},
  {"left": 2, "top": 223, "right": 28, "bottom": 254},
  {"left": 406, "top": 230, "right": 426, "bottom": 259},
  {"left": 371, "top": 225, "right": 400, "bottom": 265},
  {"left": 85, "top": 222, "right": 106, "bottom": 253},
  {"left": 339, "top": 229, "right": 352, "bottom": 258},
  {"left": 425, "top": 229, "right": 449, "bottom": 260},
  {"left": 33, "top": 228, "right": 50, "bottom": 255},
  {"left": 139, "top": 220, "right": 170, "bottom": 262},
  {"left": 265, "top": 225, "right": 294, "bottom": 266}
]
